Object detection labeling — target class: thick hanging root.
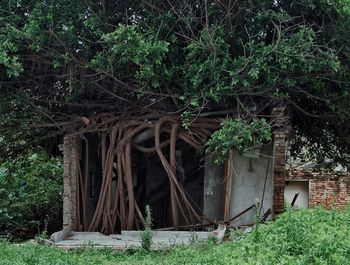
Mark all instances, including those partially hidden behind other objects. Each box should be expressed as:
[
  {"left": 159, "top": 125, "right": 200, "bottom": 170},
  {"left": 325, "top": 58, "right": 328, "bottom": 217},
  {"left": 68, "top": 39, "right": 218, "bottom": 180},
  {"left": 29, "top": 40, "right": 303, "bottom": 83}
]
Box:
[
  {"left": 170, "top": 123, "right": 179, "bottom": 229},
  {"left": 124, "top": 143, "right": 135, "bottom": 230},
  {"left": 76, "top": 115, "right": 218, "bottom": 233}
]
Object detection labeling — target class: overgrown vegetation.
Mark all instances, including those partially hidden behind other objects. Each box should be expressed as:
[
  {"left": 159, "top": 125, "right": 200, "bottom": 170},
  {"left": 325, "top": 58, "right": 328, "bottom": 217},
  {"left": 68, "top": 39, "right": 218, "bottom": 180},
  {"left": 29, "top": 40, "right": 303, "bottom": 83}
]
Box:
[
  {"left": 0, "top": 150, "right": 63, "bottom": 240},
  {"left": 206, "top": 119, "right": 271, "bottom": 163},
  {"left": 0, "top": 207, "right": 349, "bottom": 264},
  {"left": 1, "top": 1, "right": 350, "bottom": 167}
]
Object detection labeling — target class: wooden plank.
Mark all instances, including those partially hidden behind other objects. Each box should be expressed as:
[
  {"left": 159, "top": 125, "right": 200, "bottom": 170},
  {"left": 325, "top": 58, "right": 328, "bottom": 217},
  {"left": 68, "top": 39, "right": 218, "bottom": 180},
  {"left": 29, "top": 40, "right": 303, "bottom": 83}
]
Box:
[
  {"left": 227, "top": 204, "right": 255, "bottom": 223},
  {"left": 259, "top": 208, "right": 272, "bottom": 223},
  {"left": 223, "top": 151, "right": 234, "bottom": 221},
  {"left": 291, "top": 193, "right": 299, "bottom": 207}
]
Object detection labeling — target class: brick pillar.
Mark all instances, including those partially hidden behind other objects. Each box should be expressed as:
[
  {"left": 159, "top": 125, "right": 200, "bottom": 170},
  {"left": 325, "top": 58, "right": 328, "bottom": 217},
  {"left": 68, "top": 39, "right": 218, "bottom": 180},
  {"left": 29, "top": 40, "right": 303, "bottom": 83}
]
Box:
[
  {"left": 271, "top": 108, "right": 290, "bottom": 215},
  {"left": 338, "top": 177, "right": 347, "bottom": 207},
  {"left": 62, "top": 135, "right": 79, "bottom": 230}
]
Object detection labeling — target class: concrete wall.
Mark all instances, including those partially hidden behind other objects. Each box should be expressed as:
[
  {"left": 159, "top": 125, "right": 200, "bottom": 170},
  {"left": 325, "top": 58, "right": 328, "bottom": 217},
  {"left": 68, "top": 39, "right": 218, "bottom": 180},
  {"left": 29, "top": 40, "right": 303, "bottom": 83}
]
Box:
[
  {"left": 203, "top": 157, "right": 225, "bottom": 221},
  {"left": 203, "top": 146, "right": 274, "bottom": 226},
  {"left": 230, "top": 148, "right": 273, "bottom": 226}
]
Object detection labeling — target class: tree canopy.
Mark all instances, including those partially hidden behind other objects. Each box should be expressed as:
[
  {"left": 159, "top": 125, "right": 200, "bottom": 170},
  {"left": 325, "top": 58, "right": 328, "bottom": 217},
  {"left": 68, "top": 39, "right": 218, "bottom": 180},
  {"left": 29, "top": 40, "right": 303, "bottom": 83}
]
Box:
[{"left": 1, "top": 0, "right": 350, "bottom": 166}]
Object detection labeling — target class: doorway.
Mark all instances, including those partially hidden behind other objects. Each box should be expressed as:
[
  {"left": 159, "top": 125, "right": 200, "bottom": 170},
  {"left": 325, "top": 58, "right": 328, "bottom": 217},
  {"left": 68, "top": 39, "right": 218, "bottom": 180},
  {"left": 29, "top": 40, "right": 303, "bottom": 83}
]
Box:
[{"left": 284, "top": 181, "right": 309, "bottom": 208}]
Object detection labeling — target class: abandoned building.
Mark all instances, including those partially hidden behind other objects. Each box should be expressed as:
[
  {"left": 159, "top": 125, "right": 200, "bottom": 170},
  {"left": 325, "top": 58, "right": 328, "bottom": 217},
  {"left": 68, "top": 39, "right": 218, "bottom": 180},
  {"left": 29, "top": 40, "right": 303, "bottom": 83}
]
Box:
[
  {"left": 285, "top": 168, "right": 350, "bottom": 209},
  {"left": 60, "top": 107, "right": 350, "bottom": 238}
]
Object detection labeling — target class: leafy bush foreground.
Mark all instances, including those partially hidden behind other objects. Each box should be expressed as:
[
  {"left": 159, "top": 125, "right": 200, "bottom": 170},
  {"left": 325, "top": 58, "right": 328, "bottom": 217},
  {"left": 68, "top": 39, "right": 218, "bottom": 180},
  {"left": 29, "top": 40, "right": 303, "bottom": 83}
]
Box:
[
  {"left": 0, "top": 207, "right": 350, "bottom": 265},
  {"left": 0, "top": 150, "right": 63, "bottom": 240}
]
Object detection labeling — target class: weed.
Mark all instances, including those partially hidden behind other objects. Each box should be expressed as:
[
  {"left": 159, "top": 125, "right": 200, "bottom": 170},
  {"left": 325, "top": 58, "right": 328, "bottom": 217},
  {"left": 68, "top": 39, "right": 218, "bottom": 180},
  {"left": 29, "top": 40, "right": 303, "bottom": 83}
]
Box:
[
  {"left": 207, "top": 234, "right": 218, "bottom": 245},
  {"left": 189, "top": 232, "right": 199, "bottom": 245},
  {"left": 140, "top": 205, "right": 153, "bottom": 252},
  {"left": 253, "top": 200, "right": 260, "bottom": 243},
  {"left": 34, "top": 229, "right": 48, "bottom": 245}
]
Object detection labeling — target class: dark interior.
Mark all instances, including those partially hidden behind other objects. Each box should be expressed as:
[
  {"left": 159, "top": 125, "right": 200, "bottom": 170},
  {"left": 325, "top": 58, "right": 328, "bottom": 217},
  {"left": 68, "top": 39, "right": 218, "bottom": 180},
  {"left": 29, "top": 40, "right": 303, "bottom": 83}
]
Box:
[
  {"left": 133, "top": 138, "right": 205, "bottom": 228},
  {"left": 81, "top": 133, "right": 205, "bottom": 231}
]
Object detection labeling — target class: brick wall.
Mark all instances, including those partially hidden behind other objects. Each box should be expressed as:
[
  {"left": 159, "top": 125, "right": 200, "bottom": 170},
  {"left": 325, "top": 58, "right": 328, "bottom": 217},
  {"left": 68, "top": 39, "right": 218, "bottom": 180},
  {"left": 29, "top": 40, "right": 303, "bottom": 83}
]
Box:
[
  {"left": 286, "top": 170, "right": 350, "bottom": 208},
  {"left": 270, "top": 107, "right": 350, "bottom": 211}
]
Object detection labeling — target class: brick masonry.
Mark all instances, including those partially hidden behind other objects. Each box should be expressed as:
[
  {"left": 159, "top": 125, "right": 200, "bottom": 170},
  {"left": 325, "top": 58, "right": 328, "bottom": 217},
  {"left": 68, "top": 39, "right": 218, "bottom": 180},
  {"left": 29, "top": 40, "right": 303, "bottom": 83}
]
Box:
[
  {"left": 62, "top": 135, "right": 79, "bottom": 230},
  {"left": 272, "top": 107, "right": 291, "bottom": 215},
  {"left": 271, "top": 107, "right": 350, "bottom": 211},
  {"left": 286, "top": 170, "right": 350, "bottom": 208},
  {"left": 272, "top": 130, "right": 288, "bottom": 214}
]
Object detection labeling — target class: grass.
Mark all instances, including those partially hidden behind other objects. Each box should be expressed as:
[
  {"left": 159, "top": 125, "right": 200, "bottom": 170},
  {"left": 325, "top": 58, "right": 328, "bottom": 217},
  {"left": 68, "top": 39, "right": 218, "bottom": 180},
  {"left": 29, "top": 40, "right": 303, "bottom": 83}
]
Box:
[{"left": 1, "top": 207, "right": 350, "bottom": 265}]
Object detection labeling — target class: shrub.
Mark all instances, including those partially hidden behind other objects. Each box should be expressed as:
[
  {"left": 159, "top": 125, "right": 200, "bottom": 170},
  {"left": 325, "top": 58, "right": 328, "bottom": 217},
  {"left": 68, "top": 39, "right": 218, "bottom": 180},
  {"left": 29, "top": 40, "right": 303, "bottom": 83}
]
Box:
[{"left": 0, "top": 150, "right": 63, "bottom": 240}]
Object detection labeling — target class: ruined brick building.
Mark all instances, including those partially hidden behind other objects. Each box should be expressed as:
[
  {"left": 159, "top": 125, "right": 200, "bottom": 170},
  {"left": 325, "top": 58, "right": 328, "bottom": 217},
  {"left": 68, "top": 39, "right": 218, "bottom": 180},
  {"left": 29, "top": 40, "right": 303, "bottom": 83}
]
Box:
[{"left": 60, "top": 108, "right": 350, "bottom": 234}]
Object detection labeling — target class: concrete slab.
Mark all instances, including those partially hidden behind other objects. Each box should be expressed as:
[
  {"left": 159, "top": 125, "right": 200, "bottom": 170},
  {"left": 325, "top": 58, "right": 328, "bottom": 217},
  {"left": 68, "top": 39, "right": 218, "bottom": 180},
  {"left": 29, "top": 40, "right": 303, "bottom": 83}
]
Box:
[
  {"left": 54, "top": 228, "right": 224, "bottom": 250},
  {"left": 120, "top": 230, "right": 212, "bottom": 238},
  {"left": 50, "top": 228, "right": 71, "bottom": 243}
]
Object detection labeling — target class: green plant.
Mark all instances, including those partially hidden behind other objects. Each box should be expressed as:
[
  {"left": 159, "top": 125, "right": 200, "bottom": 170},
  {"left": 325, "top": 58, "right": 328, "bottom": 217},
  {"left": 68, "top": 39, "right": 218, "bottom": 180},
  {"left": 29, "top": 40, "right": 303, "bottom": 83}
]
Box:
[
  {"left": 34, "top": 230, "right": 48, "bottom": 245},
  {"left": 140, "top": 205, "right": 153, "bottom": 252},
  {"left": 253, "top": 201, "right": 260, "bottom": 243},
  {"left": 284, "top": 201, "right": 293, "bottom": 212},
  {"left": 81, "top": 241, "right": 97, "bottom": 251},
  {"left": 2, "top": 0, "right": 350, "bottom": 170},
  {"left": 189, "top": 232, "right": 199, "bottom": 245},
  {"left": 207, "top": 234, "right": 218, "bottom": 245},
  {"left": 206, "top": 119, "right": 271, "bottom": 163},
  {"left": 0, "top": 149, "right": 63, "bottom": 240},
  {"left": 0, "top": 207, "right": 349, "bottom": 264},
  {"left": 181, "top": 111, "right": 191, "bottom": 130}
]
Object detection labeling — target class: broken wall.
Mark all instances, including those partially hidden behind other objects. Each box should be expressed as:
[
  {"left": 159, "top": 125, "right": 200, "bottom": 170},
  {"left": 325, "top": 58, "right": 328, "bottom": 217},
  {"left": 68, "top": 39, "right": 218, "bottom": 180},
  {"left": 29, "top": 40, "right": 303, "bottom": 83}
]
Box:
[
  {"left": 230, "top": 148, "right": 274, "bottom": 226},
  {"left": 203, "top": 146, "right": 274, "bottom": 226},
  {"left": 286, "top": 170, "right": 350, "bottom": 208}
]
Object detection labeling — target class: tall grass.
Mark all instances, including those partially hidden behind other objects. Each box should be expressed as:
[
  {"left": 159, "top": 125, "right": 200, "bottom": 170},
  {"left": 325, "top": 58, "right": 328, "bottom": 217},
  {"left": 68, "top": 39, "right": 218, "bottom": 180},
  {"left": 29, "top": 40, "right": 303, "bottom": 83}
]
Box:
[{"left": 0, "top": 207, "right": 349, "bottom": 265}]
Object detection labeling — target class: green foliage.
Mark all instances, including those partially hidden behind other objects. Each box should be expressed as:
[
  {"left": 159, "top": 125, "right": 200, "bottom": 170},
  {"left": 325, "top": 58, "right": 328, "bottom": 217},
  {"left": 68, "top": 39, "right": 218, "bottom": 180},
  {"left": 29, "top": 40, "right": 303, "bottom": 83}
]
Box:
[
  {"left": 181, "top": 18, "right": 342, "bottom": 106},
  {"left": 0, "top": 41, "right": 23, "bottom": 77},
  {"left": 0, "top": 207, "right": 350, "bottom": 264},
  {"left": 183, "top": 28, "right": 234, "bottom": 102},
  {"left": 1, "top": 0, "right": 350, "bottom": 167},
  {"left": 206, "top": 118, "right": 271, "bottom": 163},
  {"left": 34, "top": 230, "right": 49, "bottom": 245},
  {"left": 181, "top": 111, "right": 191, "bottom": 129},
  {"left": 140, "top": 205, "right": 153, "bottom": 252},
  {"left": 0, "top": 150, "right": 63, "bottom": 240},
  {"left": 91, "top": 25, "right": 169, "bottom": 89},
  {"left": 206, "top": 234, "right": 218, "bottom": 245}
]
